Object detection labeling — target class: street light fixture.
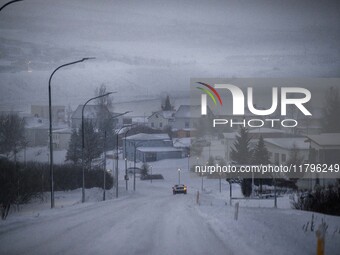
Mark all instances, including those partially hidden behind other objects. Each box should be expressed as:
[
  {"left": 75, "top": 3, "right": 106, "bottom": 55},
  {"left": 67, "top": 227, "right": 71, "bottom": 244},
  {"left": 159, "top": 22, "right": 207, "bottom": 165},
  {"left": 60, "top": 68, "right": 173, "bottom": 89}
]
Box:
[
  {"left": 48, "top": 57, "right": 95, "bottom": 208},
  {"left": 0, "top": 0, "right": 23, "bottom": 12},
  {"left": 103, "top": 131, "right": 107, "bottom": 201},
  {"left": 187, "top": 153, "right": 190, "bottom": 171},
  {"left": 150, "top": 165, "right": 153, "bottom": 183},
  {"left": 81, "top": 91, "right": 115, "bottom": 203},
  {"left": 133, "top": 140, "right": 146, "bottom": 191},
  {"left": 123, "top": 123, "right": 138, "bottom": 190},
  {"left": 219, "top": 171, "right": 222, "bottom": 193},
  {"left": 114, "top": 117, "right": 132, "bottom": 199},
  {"left": 178, "top": 168, "right": 181, "bottom": 184}
]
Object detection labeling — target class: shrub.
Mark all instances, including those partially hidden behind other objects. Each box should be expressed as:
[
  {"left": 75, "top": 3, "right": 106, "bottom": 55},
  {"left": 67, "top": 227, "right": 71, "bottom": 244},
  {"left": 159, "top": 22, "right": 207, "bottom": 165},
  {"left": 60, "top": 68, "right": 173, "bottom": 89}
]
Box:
[
  {"left": 291, "top": 186, "right": 340, "bottom": 216},
  {"left": 0, "top": 159, "right": 113, "bottom": 219}
]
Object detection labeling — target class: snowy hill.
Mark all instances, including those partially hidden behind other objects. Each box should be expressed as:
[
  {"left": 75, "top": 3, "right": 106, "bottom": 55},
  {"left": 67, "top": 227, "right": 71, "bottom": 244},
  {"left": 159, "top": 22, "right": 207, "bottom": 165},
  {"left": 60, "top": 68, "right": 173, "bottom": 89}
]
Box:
[{"left": 0, "top": 0, "right": 339, "bottom": 112}]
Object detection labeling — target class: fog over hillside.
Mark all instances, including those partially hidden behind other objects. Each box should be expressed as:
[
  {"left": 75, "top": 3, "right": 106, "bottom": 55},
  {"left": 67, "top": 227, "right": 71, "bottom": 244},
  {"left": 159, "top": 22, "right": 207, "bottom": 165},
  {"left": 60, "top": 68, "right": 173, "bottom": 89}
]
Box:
[{"left": 0, "top": 0, "right": 339, "bottom": 112}]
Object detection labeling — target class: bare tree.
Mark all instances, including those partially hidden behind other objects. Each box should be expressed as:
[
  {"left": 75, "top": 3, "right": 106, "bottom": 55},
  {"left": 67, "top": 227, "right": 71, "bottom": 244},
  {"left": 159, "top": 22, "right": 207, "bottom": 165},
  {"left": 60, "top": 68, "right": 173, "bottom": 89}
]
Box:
[{"left": 95, "top": 83, "right": 113, "bottom": 110}]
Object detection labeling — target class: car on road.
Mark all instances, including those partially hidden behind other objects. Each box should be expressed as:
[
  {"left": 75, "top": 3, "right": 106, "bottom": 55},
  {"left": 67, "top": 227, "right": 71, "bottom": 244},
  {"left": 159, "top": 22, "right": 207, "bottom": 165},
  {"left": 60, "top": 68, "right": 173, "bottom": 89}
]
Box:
[{"left": 172, "top": 184, "right": 187, "bottom": 195}]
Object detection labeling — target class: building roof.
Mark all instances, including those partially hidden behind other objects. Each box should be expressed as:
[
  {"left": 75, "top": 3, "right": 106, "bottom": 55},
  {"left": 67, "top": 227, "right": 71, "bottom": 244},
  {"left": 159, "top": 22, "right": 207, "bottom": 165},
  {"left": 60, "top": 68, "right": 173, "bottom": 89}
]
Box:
[
  {"left": 248, "top": 128, "right": 285, "bottom": 134},
  {"left": 174, "top": 105, "right": 203, "bottom": 118},
  {"left": 125, "top": 133, "right": 170, "bottom": 141},
  {"left": 264, "top": 138, "right": 309, "bottom": 150},
  {"left": 223, "top": 132, "right": 238, "bottom": 139},
  {"left": 25, "top": 117, "right": 49, "bottom": 129},
  {"left": 137, "top": 147, "right": 182, "bottom": 152},
  {"left": 25, "top": 117, "right": 68, "bottom": 130},
  {"left": 173, "top": 138, "right": 191, "bottom": 148},
  {"left": 307, "top": 133, "right": 340, "bottom": 146},
  {"left": 148, "top": 110, "right": 175, "bottom": 120},
  {"left": 72, "top": 105, "right": 111, "bottom": 119},
  {"left": 52, "top": 128, "right": 72, "bottom": 134}
]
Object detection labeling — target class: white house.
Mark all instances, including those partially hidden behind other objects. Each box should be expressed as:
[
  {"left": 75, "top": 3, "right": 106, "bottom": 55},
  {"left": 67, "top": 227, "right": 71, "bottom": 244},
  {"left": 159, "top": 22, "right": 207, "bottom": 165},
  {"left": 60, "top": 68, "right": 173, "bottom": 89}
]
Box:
[
  {"left": 306, "top": 133, "right": 340, "bottom": 162},
  {"left": 52, "top": 128, "right": 72, "bottom": 150},
  {"left": 263, "top": 137, "right": 309, "bottom": 165},
  {"left": 123, "top": 133, "right": 182, "bottom": 162},
  {"left": 222, "top": 128, "right": 289, "bottom": 162},
  {"left": 148, "top": 110, "right": 175, "bottom": 129},
  {"left": 71, "top": 105, "right": 112, "bottom": 129},
  {"left": 172, "top": 105, "right": 214, "bottom": 137},
  {"left": 31, "top": 105, "right": 65, "bottom": 123}
]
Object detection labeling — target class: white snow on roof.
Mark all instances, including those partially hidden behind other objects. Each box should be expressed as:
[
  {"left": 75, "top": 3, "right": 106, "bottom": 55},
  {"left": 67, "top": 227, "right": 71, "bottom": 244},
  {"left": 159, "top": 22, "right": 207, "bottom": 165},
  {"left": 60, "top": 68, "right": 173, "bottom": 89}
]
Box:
[
  {"left": 72, "top": 105, "right": 110, "bottom": 119},
  {"left": 25, "top": 117, "right": 48, "bottom": 129},
  {"left": 125, "top": 133, "right": 170, "bottom": 140},
  {"left": 173, "top": 138, "right": 191, "bottom": 148},
  {"left": 25, "top": 118, "right": 68, "bottom": 130},
  {"left": 149, "top": 110, "right": 175, "bottom": 119},
  {"left": 175, "top": 105, "right": 202, "bottom": 118},
  {"left": 137, "top": 147, "right": 182, "bottom": 152},
  {"left": 223, "top": 132, "right": 238, "bottom": 139},
  {"left": 307, "top": 133, "right": 340, "bottom": 146},
  {"left": 248, "top": 128, "right": 285, "bottom": 134},
  {"left": 52, "top": 128, "right": 72, "bottom": 134},
  {"left": 264, "top": 138, "right": 309, "bottom": 150},
  {"left": 132, "top": 117, "right": 147, "bottom": 124}
]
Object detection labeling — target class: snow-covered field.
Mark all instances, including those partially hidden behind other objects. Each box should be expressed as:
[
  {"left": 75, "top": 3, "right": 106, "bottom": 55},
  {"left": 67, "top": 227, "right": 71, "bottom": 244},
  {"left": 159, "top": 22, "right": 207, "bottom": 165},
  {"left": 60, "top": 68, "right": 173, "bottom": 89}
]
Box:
[
  {"left": 16, "top": 146, "right": 67, "bottom": 164},
  {"left": 1, "top": 157, "right": 340, "bottom": 255}
]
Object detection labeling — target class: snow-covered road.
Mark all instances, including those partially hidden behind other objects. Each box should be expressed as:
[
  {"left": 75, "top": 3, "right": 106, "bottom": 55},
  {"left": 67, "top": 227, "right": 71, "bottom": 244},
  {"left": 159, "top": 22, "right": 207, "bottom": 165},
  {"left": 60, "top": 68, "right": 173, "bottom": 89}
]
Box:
[
  {"left": 0, "top": 185, "right": 232, "bottom": 255},
  {"left": 1, "top": 158, "right": 340, "bottom": 255}
]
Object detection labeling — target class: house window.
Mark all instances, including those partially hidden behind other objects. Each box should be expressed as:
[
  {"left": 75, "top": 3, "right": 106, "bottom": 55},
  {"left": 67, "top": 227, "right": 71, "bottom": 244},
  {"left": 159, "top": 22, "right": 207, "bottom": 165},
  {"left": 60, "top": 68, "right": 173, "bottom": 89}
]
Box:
[
  {"left": 281, "top": 154, "right": 286, "bottom": 163},
  {"left": 274, "top": 153, "right": 279, "bottom": 164},
  {"left": 185, "top": 121, "right": 189, "bottom": 128},
  {"left": 151, "top": 122, "right": 154, "bottom": 128},
  {"left": 159, "top": 122, "right": 163, "bottom": 128}
]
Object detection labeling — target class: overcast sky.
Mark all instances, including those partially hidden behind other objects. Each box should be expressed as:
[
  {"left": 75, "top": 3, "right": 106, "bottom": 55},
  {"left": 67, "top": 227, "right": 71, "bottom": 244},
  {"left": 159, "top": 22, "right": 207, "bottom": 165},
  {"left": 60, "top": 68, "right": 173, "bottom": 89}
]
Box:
[{"left": 0, "top": 0, "right": 339, "bottom": 111}]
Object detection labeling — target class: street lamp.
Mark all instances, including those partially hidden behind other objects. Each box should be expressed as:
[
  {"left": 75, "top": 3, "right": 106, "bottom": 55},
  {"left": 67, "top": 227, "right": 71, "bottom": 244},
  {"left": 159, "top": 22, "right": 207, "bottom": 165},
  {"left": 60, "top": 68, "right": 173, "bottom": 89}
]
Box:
[
  {"left": 178, "top": 168, "right": 181, "bottom": 184},
  {"left": 150, "top": 165, "right": 153, "bottom": 183},
  {"left": 114, "top": 117, "right": 132, "bottom": 199},
  {"left": 219, "top": 171, "right": 222, "bottom": 193},
  {"left": 103, "top": 131, "right": 107, "bottom": 201},
  {"left": 81, "top": 92, "right": 115, "bottom": 203},
  {"left": 48, "top": 57, "right": 95, "bottom": 208},
  {"left": 123, "top": 124, "right": 138, "bottom": 190},
  {"left": 187, "top": 153, "right": 190, "bottom": 171},
  {"left": 0, "top": 0, "right": 23, "bottom": 12},
  {"left": 133, "top": 140, "right": 146, "bottom": 191}
]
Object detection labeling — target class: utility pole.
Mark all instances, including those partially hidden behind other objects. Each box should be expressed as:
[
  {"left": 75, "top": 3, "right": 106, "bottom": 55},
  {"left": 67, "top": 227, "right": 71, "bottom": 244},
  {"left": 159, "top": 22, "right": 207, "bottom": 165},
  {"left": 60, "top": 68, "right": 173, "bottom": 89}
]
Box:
[{"left": 103, "top": 131, "right": 106, "bottom": 201}]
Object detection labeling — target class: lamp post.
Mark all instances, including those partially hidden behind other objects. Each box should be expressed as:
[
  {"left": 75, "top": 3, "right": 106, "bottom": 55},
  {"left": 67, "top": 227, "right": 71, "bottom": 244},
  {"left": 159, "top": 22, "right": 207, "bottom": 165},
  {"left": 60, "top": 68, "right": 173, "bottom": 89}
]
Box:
[
  {"left": 123, "top": 124, "right": 138, "bottom": 190},
  {"left": 48, "top": 58, "right": 95, "bottom": 208},
  {"left": 114, "top": 118, "right": 132, "bottom": 199},
  {"left": 103, "top": 131, "right": 107, "bottom": 201},
  {"left": 187, "top": 153, "right": 190, "bottom": 171},
  {"left": 133, "top": 140, "right": 146, "bottom": 191},
  {"left": 178, "top": 168, "right": 181, "bottom": 184},
  {"left": 81, "top": 92, "right": 114, "bottom": 203},
  {"left": 150, "top": 165, "right": 153, "bottom": 183},
  {"left": 0, "top": 0, "right": 23, "bottom": 12},
  {"left": 219, "top": 171, "right": 222, "bottom": 193}
]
